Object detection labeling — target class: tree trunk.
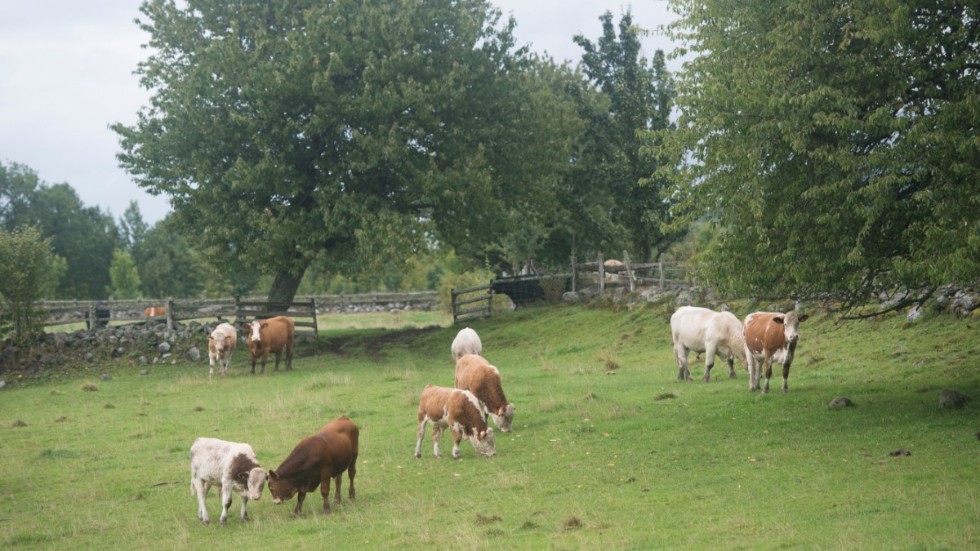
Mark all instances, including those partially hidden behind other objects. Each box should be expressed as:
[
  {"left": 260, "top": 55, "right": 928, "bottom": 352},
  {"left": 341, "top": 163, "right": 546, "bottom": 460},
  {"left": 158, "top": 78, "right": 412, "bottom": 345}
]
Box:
[{"left": 266, "top": 268, "right": 307, "bottom": 310}]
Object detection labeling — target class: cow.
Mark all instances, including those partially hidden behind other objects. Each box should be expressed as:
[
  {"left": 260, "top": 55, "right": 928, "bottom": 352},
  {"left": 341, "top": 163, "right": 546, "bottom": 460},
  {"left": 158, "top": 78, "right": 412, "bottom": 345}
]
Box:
[
  {"left": 207, "top": 322, "right": 237, "bottom": 379},
  {"left": 743, "top": 311, "right": 810, "bottom": 393},
  {"left": 454, "top": 354, "right": 515, "bottom": 432},
  {"left": 415, "top": 384, "right": 496, "bottom": 460},
  {"left": 450, "top": 327, "right": 482, "bottom": 362},
  {"left": 189, "top": 437, "right": 267, "bottom": 525},
  {"left": 144, "top": 306, "right": 167, "bottom": 318},
  {"left": 670, "top": 306, "right": 747, "bottom": 382},
  {"left": 242, "top": 316, "right": 295, "bottom": 374},
  {"left": 267, "top": 416, "right": 359, "bottom": 517}
]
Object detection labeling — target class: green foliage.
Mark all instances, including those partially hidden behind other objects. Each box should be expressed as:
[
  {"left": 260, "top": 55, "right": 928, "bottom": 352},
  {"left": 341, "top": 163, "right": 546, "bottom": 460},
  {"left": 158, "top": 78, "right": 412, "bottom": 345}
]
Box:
[
  {"left": 665, "top": 0, "right": 980, "bottom": 304},
  {"left": 133, "top": 216, "right": 207, "bottom": 299},
  {"left": 437, "top": 269, "right": 493, "bottom": 314},
  {"left": 0, "top": 226, "right": 59, "bottom": 350},
  {"left": 107, "top": 249, "right": 142, "bottom": 299},
  {"left": 114, "top": 0, "right": 575, "bottom": 304},
  {"left": 2, "top": 306, "right": 978, "bottom": 549}
]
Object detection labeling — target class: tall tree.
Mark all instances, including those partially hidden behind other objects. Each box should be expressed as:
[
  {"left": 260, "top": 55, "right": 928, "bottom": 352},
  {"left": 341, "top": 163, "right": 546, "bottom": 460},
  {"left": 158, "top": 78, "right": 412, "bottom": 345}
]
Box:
[
  {"left": 666, "top": 0, "right": 979, "bottom": 309},
  {"left": 107, "top": 249, "right": 142, "bottom": 299},
  {"left": 0, "top": 226, "right": 60, "bottom": 352},
  {"left": 119, "top": 201, "right": 149, "bottom": 252},
  {"left": 571, "top": 10, "right": 678, "bottom": 262},
  {"left": 114, "top": 0, "right": 566, "bottom": 304},
  {"left": 134, "top": 216, "right": 206, "bottom": 299}
]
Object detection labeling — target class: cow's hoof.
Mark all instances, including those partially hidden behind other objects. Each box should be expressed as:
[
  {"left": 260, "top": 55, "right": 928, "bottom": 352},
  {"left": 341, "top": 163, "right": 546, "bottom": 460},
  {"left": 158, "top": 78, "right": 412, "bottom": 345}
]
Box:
[{"left": 414, "top": 453, "right": 421, "bottom": 459}]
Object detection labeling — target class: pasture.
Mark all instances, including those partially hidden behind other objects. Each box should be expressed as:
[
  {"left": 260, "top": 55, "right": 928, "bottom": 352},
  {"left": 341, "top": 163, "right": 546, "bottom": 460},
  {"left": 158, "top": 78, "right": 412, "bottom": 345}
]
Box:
[{"left": 2, "top": 302, "right": 978, "bottom": 550}]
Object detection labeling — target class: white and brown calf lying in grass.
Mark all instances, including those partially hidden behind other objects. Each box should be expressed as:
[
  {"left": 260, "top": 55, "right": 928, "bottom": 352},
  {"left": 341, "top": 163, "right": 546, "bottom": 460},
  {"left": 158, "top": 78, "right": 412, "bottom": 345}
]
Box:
[
  {"left": 415, "top": 384, "right": 496, "bottom": 459},
  {"left": 189, "top": 437, "right": 267, "bottom": 525},
  {"left": 454, "top": 353, "right": 515, "bottom": 432},
  {"left": 207, "top": 322, "right": 237, "bottom": 379}
]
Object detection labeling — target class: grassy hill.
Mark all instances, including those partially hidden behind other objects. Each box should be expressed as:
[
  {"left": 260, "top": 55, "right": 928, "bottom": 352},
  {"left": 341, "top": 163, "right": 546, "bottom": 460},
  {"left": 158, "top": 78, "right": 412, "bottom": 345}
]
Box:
[{"left": 1, "top": 302, "right": 977, "bottom": 550}]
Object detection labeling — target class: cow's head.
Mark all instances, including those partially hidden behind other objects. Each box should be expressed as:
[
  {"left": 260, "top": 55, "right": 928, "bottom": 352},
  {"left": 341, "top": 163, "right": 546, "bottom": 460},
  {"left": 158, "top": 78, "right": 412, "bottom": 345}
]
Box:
[
  {"left": 470, "top": 426, "right": 496, "bottom": 457},
  {"left": 245, "top": 320, "right": 263, "bottom": 343},
  {"left": 775, "top": 312, "right": 809, "bottom": 345},
  {"left": 267, "top": 470, "right": 297, "bottom": 504},
  {"left": 209, "top": 328, "right": 230, "bottom": 353},
  {"left": 489, "top": 403, "right": 516, "bottom": 433},
  {"left": 239, "top": 467, "right": 267, "bottom": 501}
]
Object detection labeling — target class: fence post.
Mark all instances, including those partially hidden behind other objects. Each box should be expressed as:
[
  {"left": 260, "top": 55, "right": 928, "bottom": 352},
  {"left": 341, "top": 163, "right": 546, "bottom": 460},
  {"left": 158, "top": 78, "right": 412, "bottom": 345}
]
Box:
[
  {"left": 659, "top": 254, "right": 666, "bottom": 291},
  {"left": 597, "top": 251, "right": 605, "bottom": 297},
  {"left": 623, "top": 250, "right": 636, "bottom": 293},
  {"left": 166, "top": 298, "right": 175, "bottom": 331},
  {"left": 310, "top": 298, "right": 318, "bottom": 338}
]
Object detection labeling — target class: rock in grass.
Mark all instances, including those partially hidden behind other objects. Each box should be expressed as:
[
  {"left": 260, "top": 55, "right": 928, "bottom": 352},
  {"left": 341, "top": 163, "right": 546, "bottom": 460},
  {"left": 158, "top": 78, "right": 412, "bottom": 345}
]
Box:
[
  {"left": 939, "top": 389, "right": 972, "bottom": 409},
  {"left": 829, "top": 396, "right": 855, "bottom": 408},
  {"left": 81, "top": 382, "right": 98, "bottom": 392}
]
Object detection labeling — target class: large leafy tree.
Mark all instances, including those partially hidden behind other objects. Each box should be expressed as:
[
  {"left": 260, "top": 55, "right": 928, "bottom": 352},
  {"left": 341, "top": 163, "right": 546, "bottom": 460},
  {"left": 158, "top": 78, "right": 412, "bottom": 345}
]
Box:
[
  {"left": 134, "top": 215, "right": 207, "bottom": 299},
  {"left": 0, "top": 162, "right": 119, "bottom": 299},
  {"left": 666, "top": 0, "right": 979, "bottom": 309},
  {"left": 570, "top": 11, "right": 678, "bottom": 263},
  {"left": 114, "top": 0, "right": 566, "bottom": 304}
]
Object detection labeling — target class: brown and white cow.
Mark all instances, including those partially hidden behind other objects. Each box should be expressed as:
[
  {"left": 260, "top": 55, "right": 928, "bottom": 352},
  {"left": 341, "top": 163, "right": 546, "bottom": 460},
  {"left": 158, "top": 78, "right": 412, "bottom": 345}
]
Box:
[
  {"left": 242, "top": 316, "right": 295, "bottom": 374},
  {"left": 207, "top": 322, "right": 237, "bottom": 379},
  {"left": 743, "top": 311, "right": 810, "bottom": 393},
  {"left": 415, "top": 384, "right": 496, "bottom": 459},
  {"left": 670, "top": 306, "right": 747, "bottom": 382},
  {"left": 144, "top": 306, "right": 167, "bottom": 318},
  {"left": 267, "top": 416, "right": 359, "bottom": 516},
  {"left": 189, "top": 437, "right": 267, "bottom": 525},
  {"left": 454, "top": 354, "right": 515, "bottom": 432}
]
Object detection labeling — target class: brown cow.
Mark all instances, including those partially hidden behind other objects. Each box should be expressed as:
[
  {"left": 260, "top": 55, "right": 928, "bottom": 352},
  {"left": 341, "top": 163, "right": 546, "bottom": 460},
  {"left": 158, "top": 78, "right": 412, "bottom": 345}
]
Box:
[
  {"left": 415, "top": 384, "right": 496, "bottom": 459},
  {"left": 267, "top": 416, "right": 359, "bottom": 516},
  {"left": 454, "top": 354, "right": 515, "bottom": 432},
  {"left": 144, "top": 306, "right": 167, "bottom": 318},
  {"left": 242, "top": 316, "right": 295, "bottom": 374},
  {"left": 743, "top": 311, "right": 810, "bottom": 393}
]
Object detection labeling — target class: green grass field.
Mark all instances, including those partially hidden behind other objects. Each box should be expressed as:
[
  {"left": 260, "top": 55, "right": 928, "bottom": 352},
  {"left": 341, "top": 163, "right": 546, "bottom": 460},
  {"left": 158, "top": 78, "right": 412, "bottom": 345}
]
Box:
[{"left": 2, "top": 302, "right": 978, "bottom": 550}]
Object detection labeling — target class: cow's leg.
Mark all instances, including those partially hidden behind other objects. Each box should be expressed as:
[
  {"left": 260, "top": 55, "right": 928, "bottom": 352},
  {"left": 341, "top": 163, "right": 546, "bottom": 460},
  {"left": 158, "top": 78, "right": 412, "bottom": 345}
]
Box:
[
  {"left": 415, "top": 420, "right": 427, "bottom": 458},
  {"left": 286, "top": 342, "right": 293, "bottom": 370},
  {"left": 702, "top": 343, "right": 717, "bottom": 382},
  {"left": 727, "top": 354, "right": 737, "bottom": 379},
  {"left": 332, "top": 473, "right": 343, "bottom": 504},
  {"left": 320, "top": 477, "right": 333, "bottom": 514},
  {"left": 432, "top": 427, "right": 444, "bottom": 458},
  {"left": 782, "top": 362, "right": 791, "bottom": 393},
  {"left": 347, "top": 461, "right": 356, "bottom": 499},
  {"left": 260, "top": 352, "right": 268, "bottom": 374},
  {"left": 219, "top": 484, "right": 233, "bottom": 525},
  {"left": 250, "top": 355, "right": 257, "bottom": 375},
  {"left": 192, "top": 478, "right": 210, "bottom": 524},
  {"left": 763, "top": 355, "right": 773, "bottom": 394},
  {"left": 239, "top": 495, "right": 250, "bottom": 522},
  {"left": 273, "top": 350, "right": 281, "bottom": 371},
  {"left": 451, "top": 429, "right": 463, "bottom": 460},
  {"left": 208, "top": 357, "right": 215, "bottom": 380},
  {"left": 746, "top": 352, "right": 757, "bottom": 390},
  {"left": 293, "top": 491, "right": 306, "bottom": 517},
  {"left": 674, "top": 344, "right": 691, "bottom": 381}
]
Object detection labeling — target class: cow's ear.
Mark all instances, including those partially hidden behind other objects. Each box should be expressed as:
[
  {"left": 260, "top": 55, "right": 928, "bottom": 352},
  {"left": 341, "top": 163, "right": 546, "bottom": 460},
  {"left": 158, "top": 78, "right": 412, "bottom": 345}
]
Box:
[
  {"left": 269, "top": 470, "right": 278, "bottom": 480},
  {"left": 207, "top": 335, "right": 214, "bottom": 342},
  {"left": 798, "top": 314, "right": 810, "bottom": 322},
  {"left": 497, "top": 406, "right": 505, "bottom": 416},
  {"left": 773, "top": 316, "right": 785, "bottom": 325}
]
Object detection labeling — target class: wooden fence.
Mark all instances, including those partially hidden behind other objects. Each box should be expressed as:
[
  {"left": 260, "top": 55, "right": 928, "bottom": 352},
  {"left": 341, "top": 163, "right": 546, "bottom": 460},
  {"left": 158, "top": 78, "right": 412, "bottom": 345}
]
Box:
[
  {"left": 451, "top": 283, "right": 494, "bottom": 324},
  {"left": 570, "top": 251, "right": 690, "bottom": 294}
]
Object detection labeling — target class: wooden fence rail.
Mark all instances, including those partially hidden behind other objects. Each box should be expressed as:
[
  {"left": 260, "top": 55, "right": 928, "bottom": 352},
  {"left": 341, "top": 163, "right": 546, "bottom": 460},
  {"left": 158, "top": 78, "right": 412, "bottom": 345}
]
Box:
[{"left": 451, "top": 283, "right": 493, "bottom": 324}]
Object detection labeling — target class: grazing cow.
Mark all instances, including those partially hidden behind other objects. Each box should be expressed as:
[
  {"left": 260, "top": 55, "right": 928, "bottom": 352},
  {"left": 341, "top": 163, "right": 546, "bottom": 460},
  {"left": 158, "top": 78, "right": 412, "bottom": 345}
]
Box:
[
  {"left": 454, "top": 354, "right": 515, "bottom": 432},
  {"left": 207, "top": 322, "right": 238, "bottom": 379},
  {"left": 743, "top": 311, "right": 810, "bottom": 393},
  {"left": 415, "top": 384, "right": 496, "bottom": 459},
  {"left": 189, "top": 437, "right": 267, "bottom": 525},
  {"left": 670, "top": 306, "right": 747, "bottom": 382},
  {"left": 268, "top": 416, "right": 359, "bottom": 517},
  {"left": 144, "top": 306, "right": 167, "bottom": 318},
  {"left": 450, "top": 327, "right": 483, "bottom": 362},
  {"left": 242, "top": 316, "right": 295, "bottom": 374}
]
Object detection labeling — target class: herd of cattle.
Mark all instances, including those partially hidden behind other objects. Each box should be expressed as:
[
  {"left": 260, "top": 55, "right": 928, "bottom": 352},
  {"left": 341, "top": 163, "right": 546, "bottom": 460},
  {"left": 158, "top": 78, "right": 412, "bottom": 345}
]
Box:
[{"left": 191, "top": 306, "right": 806, "bottom": 524}]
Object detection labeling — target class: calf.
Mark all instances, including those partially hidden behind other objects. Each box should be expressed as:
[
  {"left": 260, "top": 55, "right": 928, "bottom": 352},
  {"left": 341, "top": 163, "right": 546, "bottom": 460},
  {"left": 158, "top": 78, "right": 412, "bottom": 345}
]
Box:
[
  {"left": 451, "top": 327, "right": 483, "bottom": 362},
  {"left": 189, "top": 437, "right": 267, "bottom": 525},
  {"left": 207, "top": 322, "right": 237, "bottom": 379},
  {"left": 454, "top": 354, "right": 515, "bottom": 432},
  {"left": 415, "top": 384, "right": 496, "bottom": 459},
  {"left": 243, "top": 316, "right": 295, "bottom": 374},
  {"left": 743, "top": 311, "right": 810, "bottom": 393},
  {"left": 144, "top": 306, "right": 167, "bottom": 318},
  {"left": 670, "top": 306, "right": 747, "bottom": 382},
  {"left": 267, "top": 416, "right": 359, "bottom": 516}
]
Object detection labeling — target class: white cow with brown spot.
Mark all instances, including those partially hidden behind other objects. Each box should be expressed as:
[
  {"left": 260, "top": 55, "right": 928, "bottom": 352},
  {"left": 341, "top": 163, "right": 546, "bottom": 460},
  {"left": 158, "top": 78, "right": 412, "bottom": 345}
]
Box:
[
  {"left": 415, "top": 384, "right": 496, "bottom": 459},
  {"left": 189, "top": 437, "right": 267, "bottom": 525},
  {"left": 670, "top": 306, "right": 747, "bottom": 382},
  {"left": 454, "top": 353, "right": 515, "bottom": 432},
  {"left": 743, "top": 311, "right": 810, "bottom": 393},
  {"left": 207, "top": 322, "right": 238, "bottom": 379}
]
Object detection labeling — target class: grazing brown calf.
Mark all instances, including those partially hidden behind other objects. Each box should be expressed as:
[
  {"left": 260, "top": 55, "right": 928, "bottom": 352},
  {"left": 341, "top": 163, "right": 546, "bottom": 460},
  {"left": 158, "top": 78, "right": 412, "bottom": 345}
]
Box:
[
  {"left": 268, "top": 416, "right": 359, "bottom": 516},
  {"left": 415, "top": 384, "right": 496, "bottom": 459},
  {"left": 454, "top": 354, "right": 515, "bottom": 432},
  {"left": 743, "top": 311, "right": 810, "bottom": 393},
  {"left": 242, "top": 316, "right": 295, "bottom": 374}
]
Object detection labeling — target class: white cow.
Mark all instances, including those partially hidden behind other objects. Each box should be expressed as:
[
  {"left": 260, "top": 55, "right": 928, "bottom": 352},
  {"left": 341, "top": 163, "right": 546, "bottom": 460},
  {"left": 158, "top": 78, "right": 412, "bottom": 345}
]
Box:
[
  {"left": 670, "top": 306, "right": 747, "bottom": 382},
  {"left": 189, "top": 437, "right": 267, "bottom": 525},
  {"left": 450, "top": 327, "right": 483, "bottom": 362},
  {"left": 207, "top": 322, "right": 238, "bottom": 379}
]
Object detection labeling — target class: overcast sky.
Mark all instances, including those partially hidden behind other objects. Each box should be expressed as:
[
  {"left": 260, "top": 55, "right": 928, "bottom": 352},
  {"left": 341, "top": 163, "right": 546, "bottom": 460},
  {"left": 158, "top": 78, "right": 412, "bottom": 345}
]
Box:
[{"left": 0, "top": 1, "right": 678, "bottom": 226}]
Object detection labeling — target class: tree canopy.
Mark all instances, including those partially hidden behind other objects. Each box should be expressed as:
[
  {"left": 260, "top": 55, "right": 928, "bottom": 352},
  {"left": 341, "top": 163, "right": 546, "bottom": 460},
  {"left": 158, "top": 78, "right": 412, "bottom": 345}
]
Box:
[
  {"left": 114, "top": 0, "right": 580, "bottom": 303},
  {"left": 665, "top": 0, "right": 979, "bottom": 308}
]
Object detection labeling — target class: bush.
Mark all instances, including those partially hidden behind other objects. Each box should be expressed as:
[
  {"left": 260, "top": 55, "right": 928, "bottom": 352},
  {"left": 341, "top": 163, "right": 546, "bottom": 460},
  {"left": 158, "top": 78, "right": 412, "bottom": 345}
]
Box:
[{"left": 437, "top": 270, "right": 493, "bottom": 314}]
